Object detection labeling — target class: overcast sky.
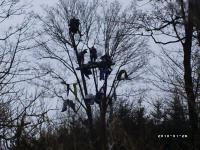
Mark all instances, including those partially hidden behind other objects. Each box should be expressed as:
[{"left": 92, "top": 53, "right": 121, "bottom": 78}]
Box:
[
  {"left": 22, "top": 0, "right": 165, "bottom": 110},
  {"left": 30, "top": 0, "right": 131, "bottom": 12}
]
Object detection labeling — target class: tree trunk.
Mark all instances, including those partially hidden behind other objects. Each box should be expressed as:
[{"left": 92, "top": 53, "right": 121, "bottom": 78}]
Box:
[
  {"left": 183, "top": 43, "right": 198, "bottom": 149},
  {"left": 100, "top": 79, "right": 108, "bottom": 150},
  {"left": 70, "top": 34, "right": 95, "bottom": 149},
  {"left": 183, "top": 1, "right": 199, "bottom": 148}
]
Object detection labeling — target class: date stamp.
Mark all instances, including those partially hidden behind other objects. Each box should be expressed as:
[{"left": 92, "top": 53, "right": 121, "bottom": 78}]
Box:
[{"left": 157, "top": 134, "right": 188, "bottom": 138}]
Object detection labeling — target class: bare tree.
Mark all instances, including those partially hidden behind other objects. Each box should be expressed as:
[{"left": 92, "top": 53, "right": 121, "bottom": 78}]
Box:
[
  {"left": 36, "top": 0, "right": 148, "bottom": 149},
  {"left": 0, "top": 1, "right": 53, "bottom": 149}
]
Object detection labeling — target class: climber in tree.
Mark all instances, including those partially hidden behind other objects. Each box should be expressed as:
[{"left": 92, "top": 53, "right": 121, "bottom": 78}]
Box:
[
  {"left": 77, "top": 49, "right": 87, "bottom": 65},
  {"left": 101, "top": 54, "right": 112, "bottom": 67},
  {"left": 77, "top": 49, "right": 92, "bottom": 79},
  {"left": 69, "top": 17, "right": 82, "bottom": 36},
  {"left": 99, "top": 54, "right": 112, "bottom": 80},
  {"left": 89, "top": 46, "right": 97, "bottom": 62}
]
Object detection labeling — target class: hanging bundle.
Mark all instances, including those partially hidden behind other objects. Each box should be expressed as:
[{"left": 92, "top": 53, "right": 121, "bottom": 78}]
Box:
[
  {"left": 61, "top": 99, "right": 76, "bottom": 112},
  {"left": 61, "top": 81, "right": 80, "bottom": 100},
  {"left": 95, "top": 87, "right": 104, "bottom": 104},
  {"left": 85, "top": 94, "right": 95, "bottom": 105},
  {"left": 73, "top": 83, "right": 77, "bottom": 99},
  {"left": 66, "top": 84, "right": 70, "bottom": 96},
  {"left": 95, "top": 92, "right": 102, "bottom": 104},
  {"left": 117, "top": 70, "right": 128, "bottom": 81}
]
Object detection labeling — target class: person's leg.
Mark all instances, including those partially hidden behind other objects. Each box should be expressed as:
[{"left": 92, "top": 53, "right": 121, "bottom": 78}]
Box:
[
  {"left": 105, "top": 68, "right": 111, "bottom": 79},
  {"left": 100, "top": 68, "right": 104, "bottom": 80}
]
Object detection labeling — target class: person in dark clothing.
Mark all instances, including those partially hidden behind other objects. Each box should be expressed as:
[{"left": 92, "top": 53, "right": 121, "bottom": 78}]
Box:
[
  {"left": 77, "top": 49, "right": 93, "bottom": 79},
  {"left": 78, "top": 49, "right": 87, "bottom": 65},
  {"left": 99, "top": 67, "right": 112, "bottom": 80},
  {"left": 69, "top": 17, "right": 82, "bottom": 36},
  {"left": 89, "top": 46, "right": 97, "bottom": 62},
  {"left": 99, "top": 54, "right": 112, "bottom": 80},
  {"left": 101, "top": 54, "right": 112, "bottom": 67}
]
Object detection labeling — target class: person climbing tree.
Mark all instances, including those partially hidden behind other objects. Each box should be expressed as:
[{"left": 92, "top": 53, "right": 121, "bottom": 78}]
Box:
[
  {"left": 101, "top": 54, "right": 112, "bottom": 67},
  {"left": 99, "top": 54, "right": 112, "bottom": 80},
  {"left": 77, "top": 49, "right": 87, "bottom": 65},
  {"left": 69, "top": 17, "right": 82, "bottom": 36},
  {"left": 89, "top": 46, "right": 97, "bottom": 62}
]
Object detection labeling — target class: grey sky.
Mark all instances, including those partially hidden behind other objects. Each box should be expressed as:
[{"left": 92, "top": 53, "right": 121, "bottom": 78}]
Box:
[
  {"left": 16, "top": 0, "right": 163, "bottom": 112},
  {"left": 30, "top": 0, "right": 131, "bottom": 11}
]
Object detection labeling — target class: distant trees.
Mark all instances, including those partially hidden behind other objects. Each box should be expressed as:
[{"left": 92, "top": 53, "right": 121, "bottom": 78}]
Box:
[
  {"left": 17, "top": 93, "right": 191, "bottom": 150},
  {"left": 0, "top": 0, "right": 29, "bottom": 147},
  {"left": 140, "top": 0, "right": 200, "bottom": 148}
]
